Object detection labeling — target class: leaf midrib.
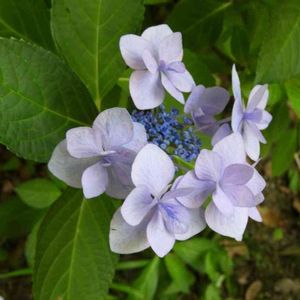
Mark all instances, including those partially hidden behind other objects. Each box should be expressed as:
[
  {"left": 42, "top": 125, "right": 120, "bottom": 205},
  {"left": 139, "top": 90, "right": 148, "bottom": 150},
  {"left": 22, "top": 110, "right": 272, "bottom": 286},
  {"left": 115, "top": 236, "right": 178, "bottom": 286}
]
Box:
[{"left": 0, "top": 81, "right": 89, "bottom": 126}]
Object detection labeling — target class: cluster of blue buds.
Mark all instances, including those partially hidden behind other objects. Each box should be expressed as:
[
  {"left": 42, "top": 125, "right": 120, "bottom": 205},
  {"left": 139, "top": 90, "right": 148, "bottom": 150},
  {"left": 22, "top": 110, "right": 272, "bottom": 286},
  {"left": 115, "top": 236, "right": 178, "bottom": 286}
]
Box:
[{"left": 131, "top": 105, "right": 201, "bottom": 162}]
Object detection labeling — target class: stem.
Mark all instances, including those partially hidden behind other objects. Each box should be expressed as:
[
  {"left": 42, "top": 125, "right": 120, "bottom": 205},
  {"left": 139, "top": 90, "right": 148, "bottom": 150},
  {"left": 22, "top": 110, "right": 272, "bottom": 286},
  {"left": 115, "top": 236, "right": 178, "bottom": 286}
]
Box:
[
  {"left": 0, "top": 268, "right": 32, "bottom": 279},
  {"left": 173, "top": 155, "right": 195, "bottom": 170}
]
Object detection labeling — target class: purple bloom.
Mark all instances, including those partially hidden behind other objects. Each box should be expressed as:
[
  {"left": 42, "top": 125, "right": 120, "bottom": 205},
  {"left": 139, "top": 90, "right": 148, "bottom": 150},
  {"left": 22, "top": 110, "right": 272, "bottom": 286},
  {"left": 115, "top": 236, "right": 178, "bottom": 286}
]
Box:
[
  {"left": 176, "top": 133, "right": 265, "bottom": 241},
  {"left": 231, "top": 65, "right": 272, "bottom": 160},
  {"left": 120, "top": 24, "right": 195, "bottom": 110},
  {"left": 184, "top": 85, "right": 230, "bottom": 135},
  {"left": 109, "top": 144, "right": 206, "bottom": 257},
  {"left": 48, "top": 108, "right": 147, "bottom": 199}
]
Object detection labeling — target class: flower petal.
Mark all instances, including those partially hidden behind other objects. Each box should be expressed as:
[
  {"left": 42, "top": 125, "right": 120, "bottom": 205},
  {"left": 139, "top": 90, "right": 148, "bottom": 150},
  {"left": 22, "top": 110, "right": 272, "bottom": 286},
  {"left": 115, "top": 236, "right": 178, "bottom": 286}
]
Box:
[
  {"left": 66, "top": 127, "right": 101, "bottom": 158},
  {"left": 243, "top": 122, "right": 261, "bottom": 161},
  {"left": 184, "top": 85, "right": 206, "bottom": 114},
  {"left": 205, "top": 202, "right": 249, "bottom": 241},
  {"left": 212, "top": 186, "right": 234, "bottom": 216},
  {"left": 159, "top": 32, "right": 183, "bottom": 63},
  {"left": 256, "top": 110, "right": 272, "bottom": 130},
  {"left": 211, "top": 123, "right": 232, "bottom": 146},
  {"left": 175, "top": 208, "right": 206, "bottom": 240},
  {"left": 130, "top": 70, "right": 165, "bottom": 109},
  {"left": 165, "top": 69, "right": 195, "bottom": 92},
  {"left": 142, "top": 49, "right": 158, "bottom": 74},
  {"left": 121, "top": 186, "right": 155, "bottom": 226},
  {"left": 213, "top": 133, "right": 246, "bottom": 167},
  {"left": 248, "top": 84, "right": 269, "bottom": 111},
  {"left": 159, "top": 199, "right": 190, "bottom": 235},
  {"left": 147, "top": 210, "right": 175, "bottom": 257},
  {"left": 232, "top": 64, "right": 242, "bottom": 106},
  {"left": 248, "top": 207, "right": 262, "bottom": 222},
  {"left": 48, "top": 140, "right": 98, "bottom": 188},
  {"left": 110, "top": 208, "right": 150, "bottom": 254},
  {"left": 132, "top": 144, "right": 175, "bottom": 196},
  {"left": 195, "top": 149, "right": 223, "bottom": 182},
  {"left": 123, "top": 122, "right": 147, "bottom": 153},
  {"left": 142, "top": 24, "right": 173, "bottom": 49},
  {"left": 105, "top": 148, "right": 136, "bottom": 199},
  {"left": 246, "top": 169, "right": 266, "bottom": 196},
  {"left": 161, "top": 73, "right": 184, "bottom": 104},
  {"left": 93, "top": 108, "right": 133, "bottom": 150},
  {"left": 174, "top": 171, "right": 214, "bottom": 208},
  {"left": 222, "top": 185, "right": 256, "bottom": 207},
  {"left": 194, "top": 86, "right": 230, "bottom": 115},
  {"left": 222, "top": 164, "right": 254, "bottom": 185},
  {"left": 119, "top": 34, "right": 153, "bottom": 69},
  {"left": 81, "top": 162, "right": 108, "bottom": 199}
]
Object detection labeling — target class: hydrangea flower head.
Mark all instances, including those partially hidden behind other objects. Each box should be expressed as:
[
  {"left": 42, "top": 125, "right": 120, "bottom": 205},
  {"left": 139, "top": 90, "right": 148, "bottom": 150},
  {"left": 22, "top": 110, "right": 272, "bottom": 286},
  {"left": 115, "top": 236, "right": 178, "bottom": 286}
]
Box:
[
  {"left": 120, "top": 24, "right": 195, "bottom": 110},
  {"left": 231, "top": 65, "right": 272, "bottom": 160},
  {"left": 109, "top": 144, "right": 206, "bottom": 257},
  {"left": 184, "top": 85, "right": 230, "bottom": 136},
  {"left": 48, "top": 108, "right": 147, "bottom": 199},
  {"left": 131, "top": 105, "right": 201, "bottom": 161},
  {"left": 176, "top": 133, "right": 265, "bottom": 241}
]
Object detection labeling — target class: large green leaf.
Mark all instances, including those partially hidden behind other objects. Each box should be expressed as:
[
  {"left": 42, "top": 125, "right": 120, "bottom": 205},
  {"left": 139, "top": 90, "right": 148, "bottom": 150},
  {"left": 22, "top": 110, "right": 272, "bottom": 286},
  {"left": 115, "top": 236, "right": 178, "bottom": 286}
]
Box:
[
  {"left": 0, "top": 0, "right": 55, "bottom": 50},
  {"left": 256, "top": 0, "right": 300, "bottom": 83},
  {"left": 167, "top": 0, "right": 232, "bottom": 49},
  {"left": 51, "top": 0, "right": 145, "bottom": 107},
  {"left": 34, "top": 188, "right": 118, "bottom": 300},
  {"left": 0, "top": 38, "right": 97, "bottom": 162}
]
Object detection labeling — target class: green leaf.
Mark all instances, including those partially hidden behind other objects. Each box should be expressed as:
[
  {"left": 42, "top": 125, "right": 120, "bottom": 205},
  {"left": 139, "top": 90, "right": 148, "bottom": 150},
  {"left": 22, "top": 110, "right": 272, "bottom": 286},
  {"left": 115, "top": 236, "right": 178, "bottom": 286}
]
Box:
[
  {"left": 164, "top": 254, "right": 195, "bottom": 294},
  {"left": 204, "top": 284, "right": 221, "bottom": 300},
  {"left": 0, "top": 38, "right": 97, "bottom": 162},
  {"left": 174, "top": 238, "right": 218, "bottom": 271},
  {"left": 26, "top": 218, "right": 44, "bottom": 268},
  {"left": 167, "top": 0, "right": 232, "bottom": 49},
  {"left": 15, "top": 178, "right": 61, "bottom": 209},
  {"left": 0, "top": 0, "right": 55, "bottom": 50},
  {"left": 51, "top": 0, "right": 145, "bottom": 107},
  {"left": 144, "top": 0, "right": 171, "bottom": 4},
  {"left": 128, "top": 257, "right": 160, "bottom": 300},
  {"left": 33, "top": 188, "right": 118, "bottom": 300},
  {"left": 0, "top": 196, "right": 44, "bottom": 239},
  {"left": 272, "top": 128, "right": 297, "bottom": 176},
  {"left": 183, "top": 49, "right": 215, "bottom": 86},
  {"left": 256, "top": 0, "right": 300, "bottom": 83},
  {"left": 285, "top": 76, "right": 300, "bottom": 117}
]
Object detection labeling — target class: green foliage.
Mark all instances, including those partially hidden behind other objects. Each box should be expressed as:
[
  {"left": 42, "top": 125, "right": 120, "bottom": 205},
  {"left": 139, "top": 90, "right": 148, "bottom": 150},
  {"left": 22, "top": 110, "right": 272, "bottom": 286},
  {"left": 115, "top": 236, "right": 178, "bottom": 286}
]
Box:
[
  {"left": 183, "top": 49, "right": 215, "bottom": 86},
  {"left": 256, "top": 0, "right": 300, "bottom": 83},
  {"left": 0, "top": 38, "right": 97, "bottom": 162},
  {"left": 272, "top": 128, "right": 297, "bottom": 176},
  {"left": 51, "top": 0, "right": 145, "bottom": 107},
  {"left": 164, "top": 253, "right": 195, "bottom": 294},
  {"left": 128, "top": 257, "right": 160, "bottom": 300},
  {"left": 167, "top": 0, "right": 232, "bottom": 49},
  {"left": 0, "top": 196, "right": 44, "bottom": 238},
  {"left": 15, "top": 178, "right": 61, "bottom": 209},
  {"left": 285, "top": 76, "right": 300, "bottom": 118},
  {"left": 33, "top": 188, "right": 118, "bottom": 300},
  {"left": 0, "top": 0, "right": 55, "bottom": 50}
]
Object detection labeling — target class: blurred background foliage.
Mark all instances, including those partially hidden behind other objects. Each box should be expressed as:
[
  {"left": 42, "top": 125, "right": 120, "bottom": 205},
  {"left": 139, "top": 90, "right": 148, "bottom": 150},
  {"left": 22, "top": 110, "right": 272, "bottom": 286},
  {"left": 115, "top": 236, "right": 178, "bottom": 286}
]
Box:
[{"left": 0, "top": 0, "right": 299, "bottom": 299}]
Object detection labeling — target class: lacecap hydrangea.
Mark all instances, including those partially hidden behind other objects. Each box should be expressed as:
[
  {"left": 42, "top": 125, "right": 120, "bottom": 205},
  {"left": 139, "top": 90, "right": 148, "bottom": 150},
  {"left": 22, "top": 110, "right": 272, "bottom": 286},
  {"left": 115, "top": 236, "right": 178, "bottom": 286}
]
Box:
[{"left": 48, "top": 24, "right": 272, "bottom": 257}]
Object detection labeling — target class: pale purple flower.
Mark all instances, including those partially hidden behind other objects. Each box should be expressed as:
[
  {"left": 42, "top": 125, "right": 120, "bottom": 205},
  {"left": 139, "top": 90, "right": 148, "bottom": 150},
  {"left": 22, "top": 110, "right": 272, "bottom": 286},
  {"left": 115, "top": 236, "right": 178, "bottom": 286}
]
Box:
[
  {"left": 184, "top": 85, "right": 230, "bottom": 135},
  {"left": 231, "top": 65, "right": 272, "bottom": 160},
  {"left": 109, "top": 144, "right": 206, "bottom": 257},
  {"left": 48, "top": 108, "right": 147, "bottom": 199},
  {"left": 176, "top": 133, "right": 265, "bottom": 241},
  {"left": 120, "top": 24, "right": 195, "bottom": 110}
]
